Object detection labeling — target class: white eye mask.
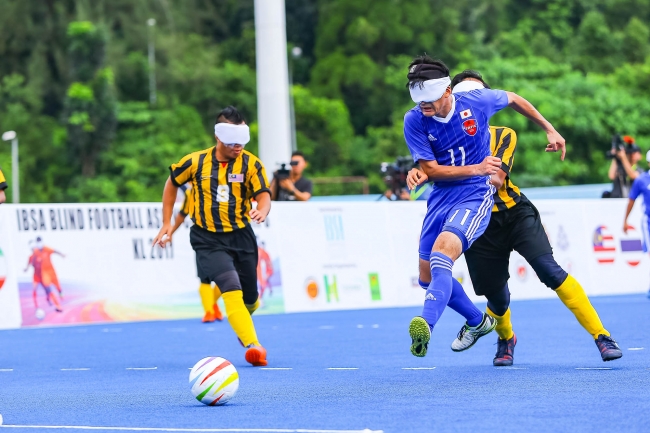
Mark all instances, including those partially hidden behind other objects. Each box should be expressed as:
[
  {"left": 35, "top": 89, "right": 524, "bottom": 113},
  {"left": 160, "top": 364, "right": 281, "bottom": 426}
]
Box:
[
  {"left": 409, "top": 77, "right": 451, "bottom": 103},
  {"left": 452, "top": 80, "right": 485, "bottom": 94},
  {"left": 214, "top": 123, "right": 250, "bottom": 146}
]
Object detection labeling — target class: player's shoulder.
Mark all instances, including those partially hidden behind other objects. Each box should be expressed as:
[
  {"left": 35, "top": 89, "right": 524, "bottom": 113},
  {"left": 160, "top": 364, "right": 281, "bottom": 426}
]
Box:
[
  {"left": 242, "top": 150, "right": 264, "bottom": 167},
  {"left": 489, "top": 125, "right": 517, "bottom": 138},
  {"left": 178, "top": 146, "right": 214, "bottom": 164},
  {"left": 404, "top": 106, "right": 424, "bottom": 122}
]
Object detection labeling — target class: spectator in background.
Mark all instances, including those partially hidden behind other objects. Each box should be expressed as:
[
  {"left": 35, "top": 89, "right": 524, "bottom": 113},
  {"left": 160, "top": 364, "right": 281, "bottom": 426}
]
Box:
[
  {"left": 271, "top": 151, "right": 313, "bottom": 201},
  {"left": 623, "top": 149, "right": 650, "bottom": 298},
  {"left": 0, "top": 166, "right": 6, "bottom": 203},
  {"left": 607, "top": 136, "right": 644, "bottom": 198}
]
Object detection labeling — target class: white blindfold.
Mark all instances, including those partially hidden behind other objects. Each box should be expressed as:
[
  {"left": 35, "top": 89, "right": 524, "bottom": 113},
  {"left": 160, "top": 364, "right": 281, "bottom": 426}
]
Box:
[
  {"left": 214, "top": 123, "right": 250, "bottom": 146},
  {"left": 452, "top": 80, "right": 485, "bottom": 94},
  {"left": 409, "top": 77, "right": 451, "bottom": 103}
]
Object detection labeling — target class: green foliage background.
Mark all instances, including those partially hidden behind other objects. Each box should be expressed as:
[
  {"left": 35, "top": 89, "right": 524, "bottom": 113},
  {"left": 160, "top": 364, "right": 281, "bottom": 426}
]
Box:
[{"left": 1, "top": 0, "right": 649, "bottom": 202}]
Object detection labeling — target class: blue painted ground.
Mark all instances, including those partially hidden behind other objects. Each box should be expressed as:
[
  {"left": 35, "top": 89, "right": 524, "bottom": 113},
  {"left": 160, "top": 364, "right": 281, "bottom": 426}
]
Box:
[{"left": 0, "top": 294, "right": 648, "bottom": 433}]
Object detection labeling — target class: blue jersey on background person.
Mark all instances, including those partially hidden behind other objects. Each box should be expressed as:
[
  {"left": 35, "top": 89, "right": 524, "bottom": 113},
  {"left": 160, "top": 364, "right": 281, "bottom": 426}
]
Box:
[
  {"left": 402, "top": 55, "right": 567, "bottom": 358},
  {"left": 624, "top": 150, "right": 650, "bottom": 298}
]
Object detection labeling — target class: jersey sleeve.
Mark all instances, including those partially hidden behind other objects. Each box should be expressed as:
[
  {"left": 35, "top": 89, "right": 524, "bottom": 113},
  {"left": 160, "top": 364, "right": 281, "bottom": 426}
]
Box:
[
  {"left": 169, "top": 154, "right": 194, "bottom": 187},
  {"left": 248, "top": 159, "right": 271, "bottom": 197},
  {"left": 0, "top": 168, "right": 7, "bottom": 191},
  {"left": 630, "top": 177, "right": 643, "bottom": 200},
  {"left": 492, "top": 127, "right": 518, "bottom": 175},
  {"left": 403, "top": 110, "right": 435, "bottom": 163},
  {"left": 475, "top": 89, "right": 509, "bottom": 118}
]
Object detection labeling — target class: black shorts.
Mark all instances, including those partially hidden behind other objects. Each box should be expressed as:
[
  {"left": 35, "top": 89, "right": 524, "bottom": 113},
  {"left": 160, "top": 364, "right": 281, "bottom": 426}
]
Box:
[
  {"left": 464, "top": 195, "right": 552, "bottom": 296},
  {"left": 190, "top": 224, "right": 259, "bottom": 304}
]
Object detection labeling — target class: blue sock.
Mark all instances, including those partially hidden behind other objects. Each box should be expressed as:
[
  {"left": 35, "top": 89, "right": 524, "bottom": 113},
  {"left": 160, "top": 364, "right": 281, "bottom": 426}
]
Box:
[
  {"left": 447, "top": 278, "right": 483, "bottom": 327},
  {"left": 422, "top": 252, "right": 454, "bottom": 330}
]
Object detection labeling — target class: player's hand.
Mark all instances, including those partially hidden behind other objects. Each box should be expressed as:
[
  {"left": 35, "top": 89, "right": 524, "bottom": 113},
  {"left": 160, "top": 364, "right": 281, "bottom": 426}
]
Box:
[
  {"left": 624, "top": 221, "right": 632, "bottom": 234},
  {"left": 406, "top": 168, "right": 428, "bottom": 189},
  {"left": 545, "top": 129, "right": 566, "bottom": 161},
  {"left": 152, "top": 224, "right": 173, "bottom": 248},
  {"left": 250, "top": 208, "right": 269, "bottom": 224},
  {"left": 476, "top": 156, "right": 501, "bottom": 176}
]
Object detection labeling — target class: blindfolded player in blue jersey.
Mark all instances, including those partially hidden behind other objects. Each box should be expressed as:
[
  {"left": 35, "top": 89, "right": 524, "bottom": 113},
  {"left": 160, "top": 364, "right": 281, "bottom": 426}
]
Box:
[{"left": 403, "top": 55, "right": 566, "bottom": 357}]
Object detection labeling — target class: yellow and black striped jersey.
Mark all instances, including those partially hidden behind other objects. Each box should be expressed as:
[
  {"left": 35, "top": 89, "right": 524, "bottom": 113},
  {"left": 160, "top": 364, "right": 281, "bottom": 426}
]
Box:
[
  {"left": 169, "top": 147, "right": 270, "bottom": 233},
  {"left": 0, "top": 167, "right": 6, "bottom": 191},
  {"left": 490, "top": 126, "right": 521, "bottom": 212},
  {"left": 179, "top": 183, "right": 193, "bottom": 218}
]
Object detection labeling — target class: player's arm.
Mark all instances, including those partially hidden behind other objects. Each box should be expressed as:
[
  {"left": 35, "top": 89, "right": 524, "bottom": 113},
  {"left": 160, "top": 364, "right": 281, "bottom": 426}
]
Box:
[
  {"left": 0, "top": 190, "right": 5, "bottom": 204},
  {"left": 615, "top": 149, "right": 640, "bottom": 180},
  {"left": 417, "top": 157, "right": 502, "bottom": 182},
  {"left": 490, "top": 170, "right": 507, "bottom": 190},
  {"left": 623, "top": 199, "right": 635, "bottom": 234},
  {"left": 608, "top": 159, "right": 618, "bottom": 180},
  {"left": 170, "top": 211, "right": 186, "bottom": 236},
  {"left": 153, "top": 177, "right": 179, "bottom": 247},
  {"left": 505, "top": 92, "right": 566, "bottom": 160},
  {"left": 250, "top": 191, "right": 271, "bottom": 223}
]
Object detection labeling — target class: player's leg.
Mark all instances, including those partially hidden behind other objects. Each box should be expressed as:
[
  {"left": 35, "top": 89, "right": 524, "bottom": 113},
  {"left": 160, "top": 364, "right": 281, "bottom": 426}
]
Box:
[
  {"left": 410, "top": 184, "right": 495, "bottom": 357},
  {"left": 642, "top": 214, "right": 650, "bottom": 298},
  {"left": 32, "top": 282, "right": 39, "bottom": 308},
  {"left": 463, "top": 217, "right": 517, "bottom": 364},
  {"left": 234, "top": 228, "right": 266, "bottom": 366},
  {"left": 213, "top": 284, "right": 223, "bottom": 320},
  {"left": 513, "top": 199, "right": 622, "bottom": 361},
  {"left": 196, "top": 255, "right": 217, "bottom": 323}
]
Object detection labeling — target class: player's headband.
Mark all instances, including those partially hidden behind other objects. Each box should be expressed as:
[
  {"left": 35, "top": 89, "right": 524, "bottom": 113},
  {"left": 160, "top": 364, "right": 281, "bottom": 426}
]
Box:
[
  {"left": 409, "top": 77, "right": 451, "bottom": 103},
  {"left": 452, "top": 80, "right": 485, "bottom": 94},
  {"left": 214, "top": 123, "right": 250, "bottom": 147}
]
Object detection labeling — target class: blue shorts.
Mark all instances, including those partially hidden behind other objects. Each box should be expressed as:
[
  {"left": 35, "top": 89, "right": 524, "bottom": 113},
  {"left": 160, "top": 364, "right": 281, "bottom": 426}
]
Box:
[{"left": 418, "top": 180, "right": 495, "bottom": 261}]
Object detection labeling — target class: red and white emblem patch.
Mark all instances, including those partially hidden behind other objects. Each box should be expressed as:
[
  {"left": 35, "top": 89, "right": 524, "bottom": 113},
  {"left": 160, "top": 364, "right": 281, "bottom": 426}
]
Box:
[{"left": 462, "top": 119, "right": 478, "bottom": 136}]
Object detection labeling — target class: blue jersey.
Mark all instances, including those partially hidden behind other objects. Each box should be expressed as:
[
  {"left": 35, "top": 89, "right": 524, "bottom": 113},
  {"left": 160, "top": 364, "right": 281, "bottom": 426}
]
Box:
[
  {"left": 403, "top": 89, "right": 509, "bottom": 186},
  {"left": 630, "top": 172, "right": 650, "bottom": 217}
]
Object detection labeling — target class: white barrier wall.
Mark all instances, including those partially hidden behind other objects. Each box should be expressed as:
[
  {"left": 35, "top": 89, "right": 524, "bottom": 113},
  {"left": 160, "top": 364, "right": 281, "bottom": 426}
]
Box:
[{"left": 0, "top": 199, "right": 646, "bottom": 329}]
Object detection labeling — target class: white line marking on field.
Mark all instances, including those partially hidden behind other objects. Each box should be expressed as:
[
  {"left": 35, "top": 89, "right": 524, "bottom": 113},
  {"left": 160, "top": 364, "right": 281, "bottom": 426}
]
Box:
[
  {"left": 0, "top": 426, "right": 384, "bottom": 433},
  {"left": 371, "top": 324, "right": 379, "bottom": 328},
  {"left": 101, "top": 328, "right": 122, "bottom": 333},
  {"left": 402, "top": 367, "right": 436, "bottom": 370},
  {"left": 628, "top": 347, "right": 644, "bottom": 351},
  {"left": 327, "top": 368, "right": 358, "bottom": 370},
  {"left": 498, "top": 367, "right": 528, "bottom": 370},
  {"left": 126, "top": 367, "right": 157, "bottom": 370},
  {"left": 319, "top": 325, "right": 334, "bottom": 330},
  {"left": 0, "top": 369, "right": 13, "bottom": 372},
  {"left": 575, "top": 367, "right": 612, "bottom": 370},
  {"left": 356, "top": 325, "right": 364, "bottom": 328},
  {"left": 167, "top": 328, "right": 187, "bottom": 332},
  {"left": 60, "top": 368, "right": 90, "bottom": 371},
  {"left": 260, "top": 368, "right": 292, "bottom": 370},
  {"left": 205, "top": 327, "right": 215, "bottom": 332}
]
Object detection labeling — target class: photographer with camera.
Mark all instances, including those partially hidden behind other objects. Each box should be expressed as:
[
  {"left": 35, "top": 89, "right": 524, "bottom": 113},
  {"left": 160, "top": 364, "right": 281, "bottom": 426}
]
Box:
[
  {"left": 381, "top": 156, "right": 420, "bottom": 201},
  {"left": 605, "top": 135, "right": 644, "bottom": 198},
  {"left": 270, "top": 150, "right": 313, "bottom": 201}
]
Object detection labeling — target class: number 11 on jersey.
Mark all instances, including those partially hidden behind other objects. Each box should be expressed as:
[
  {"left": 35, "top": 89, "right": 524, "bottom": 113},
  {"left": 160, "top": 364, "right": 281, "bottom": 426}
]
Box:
[{"left": 448, "top": 146, "right": 466, "bottom": 166}]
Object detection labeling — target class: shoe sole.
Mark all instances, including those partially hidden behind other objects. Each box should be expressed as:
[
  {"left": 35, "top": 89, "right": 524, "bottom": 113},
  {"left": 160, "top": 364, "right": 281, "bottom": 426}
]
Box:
[
  {"left": 245, "top": 347, "right": 268, "bottom": 367},
  {"left": 409, "top": 317, "right": 430, "bottom": 357},
  {"left": 602, "top": 351, "right": 623, "bottom": 362},
  {"left": 452, "top": 316, "right": 498, "bottom": 353}
]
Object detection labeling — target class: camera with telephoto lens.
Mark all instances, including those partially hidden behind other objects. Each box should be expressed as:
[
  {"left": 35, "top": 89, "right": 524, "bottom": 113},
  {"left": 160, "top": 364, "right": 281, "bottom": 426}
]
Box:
[
  {"left": 274, "top": 161, "right": 299, "bottom": 181},
  {"left": 380, "top": 156, "right": 415, "bottom": 199},
  {"left": 606, "top": 134, "right": 629, "bottom": 159}
]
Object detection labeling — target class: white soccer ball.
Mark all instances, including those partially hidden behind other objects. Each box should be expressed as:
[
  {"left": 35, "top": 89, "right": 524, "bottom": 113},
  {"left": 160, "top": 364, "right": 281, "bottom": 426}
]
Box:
[
  {"left": 189, "top": 357, "right": 239, "bottom": 406},
  {"left": 35, "top": 309, "right": 45, "bottom": 320}
]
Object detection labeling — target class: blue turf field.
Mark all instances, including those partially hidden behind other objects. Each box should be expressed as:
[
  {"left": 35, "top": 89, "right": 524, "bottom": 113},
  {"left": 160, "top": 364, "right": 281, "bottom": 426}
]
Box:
[{"left": 0, "top": 294, "right": 649, "bottom": 433}]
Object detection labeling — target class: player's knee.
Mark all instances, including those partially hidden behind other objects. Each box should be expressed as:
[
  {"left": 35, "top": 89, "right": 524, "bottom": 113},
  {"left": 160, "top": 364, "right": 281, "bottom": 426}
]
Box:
[
  {"left": 529, "top": 254, "right": 568, "bottom": 290},
  {"left": 486, "top": 285, "right": 510, "bottom": 316},
  {"left": 200, "top": 277, "right": 211, "bottom": 285},
  {"left": 212, "top": 270, "right": 242, "bottom": 294},
  {"left": 433, "top": 231, "right": 464, "bottom": 260},
  {"left": 242, "top": 289, "right": 258, "bottom": 306}
]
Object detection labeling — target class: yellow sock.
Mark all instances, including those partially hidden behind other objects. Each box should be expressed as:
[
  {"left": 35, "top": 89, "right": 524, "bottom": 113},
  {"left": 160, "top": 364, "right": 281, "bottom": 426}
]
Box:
[
  {"left": 222, "top": 291, "right": 259, "bottom": 347},
  {"left": 198, "top": 283, "right": 215, "bottom": 314},
  {"left": 213, "top": 284, "right": 222, "bottom": 303},
  {"left": 555, "top": 275, "right": 609, "bottom": 339},
  {"left": 486, "top": 307, "right": 514, "bottom": 340},
  {"left": 245, "top": 299, "right": 260, "bottom": 315}
]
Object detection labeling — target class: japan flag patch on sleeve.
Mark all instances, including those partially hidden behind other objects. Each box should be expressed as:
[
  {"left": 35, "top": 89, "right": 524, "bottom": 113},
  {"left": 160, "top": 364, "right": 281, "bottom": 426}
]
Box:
[{"left": 460, "top": 109, "right": 472, "bottom": 119}]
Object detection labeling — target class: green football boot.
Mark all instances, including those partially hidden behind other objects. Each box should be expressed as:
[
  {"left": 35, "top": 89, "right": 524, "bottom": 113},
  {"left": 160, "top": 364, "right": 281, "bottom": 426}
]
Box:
[{"left": 409, "top": 316, "right": 431, "bottom": 357}]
